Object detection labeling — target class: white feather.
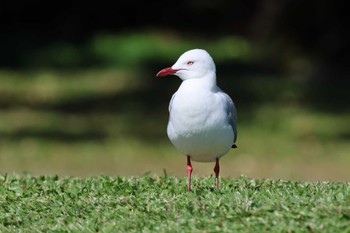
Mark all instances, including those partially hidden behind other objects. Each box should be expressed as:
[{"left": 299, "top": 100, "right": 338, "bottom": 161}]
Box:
[{"left": 166, "top": 49, "right": 237, "bottom": 162}]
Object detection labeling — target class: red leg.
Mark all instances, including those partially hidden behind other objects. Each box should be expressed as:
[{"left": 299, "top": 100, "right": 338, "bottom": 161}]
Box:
[
  {"left": 186, "top": 155, "right": 193, "bottom": 191},
  {"left": 214, "top": 157, "right": 220, "bottom": 189}
]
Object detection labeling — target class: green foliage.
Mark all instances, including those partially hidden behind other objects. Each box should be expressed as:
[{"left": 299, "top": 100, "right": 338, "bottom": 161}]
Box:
[
  {"left": 24, "top": 42, "right": 85, "bottom": 68},
  {"left": 1, "top": 174, "right": 350, "bottom": 232},
  {"left": 91, "top": 32, "right": 252, "bottom": 67},
  {"left": 15, "top": 31, "right": 254, "bottom": 69}
]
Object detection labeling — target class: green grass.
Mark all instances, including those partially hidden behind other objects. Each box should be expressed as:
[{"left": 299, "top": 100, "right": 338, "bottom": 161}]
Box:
[{"left": 1, "top": 174, "right": 350, "bottom": 232}]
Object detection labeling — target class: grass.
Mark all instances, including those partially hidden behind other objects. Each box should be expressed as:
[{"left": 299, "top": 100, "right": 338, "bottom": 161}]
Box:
[{"left": 1, "top": 174, "right": 350, "bottom": 232}]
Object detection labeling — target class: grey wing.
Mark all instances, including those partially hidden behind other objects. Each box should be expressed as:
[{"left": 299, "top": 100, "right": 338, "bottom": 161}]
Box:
[{"left": 219, "top": 90, "right": 237, "bottom": 147}]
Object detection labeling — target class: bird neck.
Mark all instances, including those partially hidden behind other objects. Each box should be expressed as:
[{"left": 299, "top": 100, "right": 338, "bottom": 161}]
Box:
[{"left": 183, "top": 72, "right": 217, "bottom": 91}]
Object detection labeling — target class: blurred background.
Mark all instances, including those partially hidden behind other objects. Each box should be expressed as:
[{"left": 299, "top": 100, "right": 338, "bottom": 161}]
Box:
[{"left": 0, "top": 0, "right": 349, "bottom": 181}]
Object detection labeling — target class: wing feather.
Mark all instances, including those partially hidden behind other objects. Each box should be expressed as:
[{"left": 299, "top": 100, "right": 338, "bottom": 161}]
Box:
[{"left": 218, "top": 90, "right": 237, "bottom": 147}]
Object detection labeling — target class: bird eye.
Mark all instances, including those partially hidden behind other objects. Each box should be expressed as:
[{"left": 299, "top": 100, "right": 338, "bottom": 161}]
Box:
[{"left": 187, "top": 61, "right": 194, "bottom": 65}]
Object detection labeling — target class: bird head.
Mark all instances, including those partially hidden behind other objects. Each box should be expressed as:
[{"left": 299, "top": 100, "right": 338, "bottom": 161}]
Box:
[{"left": 156, "top": 49, "right": 216, "bottom": 80}]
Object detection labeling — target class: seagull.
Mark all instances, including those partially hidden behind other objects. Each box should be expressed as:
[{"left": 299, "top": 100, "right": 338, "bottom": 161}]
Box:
[{"left": 156, "top": 49, "right": 237, "bottom": 191}]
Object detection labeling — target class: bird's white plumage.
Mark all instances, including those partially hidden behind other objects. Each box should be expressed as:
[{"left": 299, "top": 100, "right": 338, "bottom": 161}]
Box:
[{"left": 166, "top": 49, "right": 237, "bottom": 162}]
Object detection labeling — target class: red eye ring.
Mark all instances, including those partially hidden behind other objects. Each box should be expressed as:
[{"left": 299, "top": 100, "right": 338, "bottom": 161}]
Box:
[{"left": 187, "top": 61, "right": 194, "bottom": 65}]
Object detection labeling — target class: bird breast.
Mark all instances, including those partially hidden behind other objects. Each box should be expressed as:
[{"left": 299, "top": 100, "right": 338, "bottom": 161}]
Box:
[{"left": 167, "top": 83, "right": 234, "bottom": 162}]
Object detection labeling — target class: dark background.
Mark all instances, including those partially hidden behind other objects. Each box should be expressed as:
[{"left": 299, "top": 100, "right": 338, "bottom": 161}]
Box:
[
  {"left": 0, "top": 0, "right": 349, "bottom": 179},
  {"left": 1, "top": 0, "right": 349, "bottom": 78}
]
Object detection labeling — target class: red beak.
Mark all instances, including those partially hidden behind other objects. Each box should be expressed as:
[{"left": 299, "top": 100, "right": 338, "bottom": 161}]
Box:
[{"left": 156, "top": 67, "right": 179, "bottom": 77}]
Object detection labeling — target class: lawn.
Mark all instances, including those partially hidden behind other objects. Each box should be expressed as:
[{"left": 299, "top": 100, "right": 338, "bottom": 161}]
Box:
[{"left": 1, "top": 174, "right": 350, "bottom": 232}]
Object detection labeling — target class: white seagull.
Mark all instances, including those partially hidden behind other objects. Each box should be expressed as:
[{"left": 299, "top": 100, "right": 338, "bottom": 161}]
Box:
[{"left": 156, "top": 49, "right": 237, "bottom": 191}]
